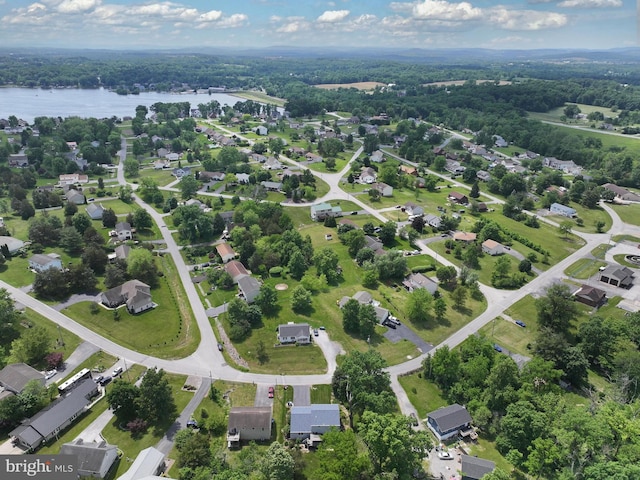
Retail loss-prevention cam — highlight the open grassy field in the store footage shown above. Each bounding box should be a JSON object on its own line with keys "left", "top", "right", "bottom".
{"left": 60, "top": 351, "right": 118, "bottom": 380}
{"left": 310, "top": 384, "right": 332, "bottom": 404}
{"left": 16, "top": 309, "right": 82, "bottom": 363}
{"left": 314, "top": 82, "right": 386, "bottom": 91}
{"left": 62, "top": 256, "right": 200, "bottom": 359}
{"left": 528, "top": 102, "right": 621, "bottom": 124}
{"left": 479, "top": 316, "right": 536, "bottom": 357}
{"left": 546, "top": 203, "right": 612, "bottom": 234}
{"left": 564, "top": 258, "right": 607, "bottom": 279}
{"left": 610, "top": 203, "right": 640, "bottom": 226}
{"left": 398, "top": 372, "right": 448, "bottom": 419}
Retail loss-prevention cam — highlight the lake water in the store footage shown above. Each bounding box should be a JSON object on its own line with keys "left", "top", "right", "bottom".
{"left": 0, "top": 87, "right": 245, "bottom": 124}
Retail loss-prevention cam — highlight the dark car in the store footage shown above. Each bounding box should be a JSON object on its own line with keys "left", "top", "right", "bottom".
{"left": 515, "top": 320, "right": 526, "bottom": 328}
{"left": 493, "top": 344, "right": 503, "bottom": 353}
{"left": 217, "top": 343, "right": 224, "bottom": 351}
{"left": 384, "top": 320, "right": 396, "bottom": 329}
{"left": 99, "top": 376, "right": 112, "bottom": 386}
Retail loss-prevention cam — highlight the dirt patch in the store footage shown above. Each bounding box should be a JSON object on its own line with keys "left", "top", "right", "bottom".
{"left": 422, "top": 79, "right": 512, "bottom": 87}
{"left": 314, "top": 81, "right": 386, "bottom": 91}
{"left": 275, "top": 283, "right": 289, "bottom": 291}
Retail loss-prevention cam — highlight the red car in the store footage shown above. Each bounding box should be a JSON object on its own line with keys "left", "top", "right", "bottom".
{"left": 268, "top": 386, "right": 274, "bottom": 398}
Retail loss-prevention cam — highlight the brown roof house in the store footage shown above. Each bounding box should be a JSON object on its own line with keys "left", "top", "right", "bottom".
{"left": 448, "top": 191, "right": 468, "bottom": 205}
{"left": 224, "top": 260, "right": 249, "bottom": 284}
{"left": 216, "top": 243, "right": 237, "bottom": 264}
{"left": 574, "top": 284, "right": 607, "bottom": 308}
{"left": 227, "top": 407, "right": 272, "bottom": 448}
{"left": 481, "top": 239, "right": 505, "bottom": 256}
{"left": 453, "top": 231, "right": 477, "bottom": 243}
{"left": 101, "top": 280, "right": 153, "bottom": 314}
{"left": 599, "top": 265, "right": 634, "bottom": 288}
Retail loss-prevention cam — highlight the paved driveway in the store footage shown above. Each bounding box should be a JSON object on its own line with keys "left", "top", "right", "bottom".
{"left": 383, "top": 323, "right": 433, "bottom": 355}
{"left": 254, "top": 383, "right": 273, "bottom": 407}
{"left": 293, "top": 385, "right": 311, "bottom": 406}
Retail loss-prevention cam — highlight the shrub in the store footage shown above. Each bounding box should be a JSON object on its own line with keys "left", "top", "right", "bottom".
{"left": 269, "top": 267, "right": 283, "bottom": 277}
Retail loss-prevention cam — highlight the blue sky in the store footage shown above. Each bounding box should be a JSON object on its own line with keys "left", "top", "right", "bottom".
{"left": 0, "top": 0, "right": 636, "bottom": 50}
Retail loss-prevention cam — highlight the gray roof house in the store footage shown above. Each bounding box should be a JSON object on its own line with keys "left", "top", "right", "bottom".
{"left": 402, "top": 273, "right": 438, "bottom": 295}
{"left": 424, "top": 214, "right": 442, "bottom": 229}
{"left": 550, "top": 202, "right": 577, "bottom": 218}
{"left": 227, "top": 407, "right": 273, "bottom": 448}
{"left": 66, "top": 189, "right": 86, "bottom": 205}
{"left": 461, "top": 455, "right": 496, "bottom": 480}
{"left": 237, "top": 275, "right": 261, "bottom": 304}
{"left": 10, "top": 379, "right": 98, "bottom": 451}
{"left": 426, "top": 404, "right": 474, "bottom": 441}
{"left": 101, "top": 280, "right": 153, "bottom": 314}
{"left": 0, "top": 363, "right": 45, "bottom": 394}
{"left": 114, "top": 244, "right": 131, "bottom": 261}
{"left": 28, "top": 253, "right": 63, "bottom": 273}
{"left": 86, "top": 202, "right": 106, "bottom": 220}
{"left": 278, "top": 323, "right": 311, "bottom": 344}
{"left": 600, "top": 265, "right": 634, "bottom": 288}
{"left": 290, "top": 404, "right": 341, "bottom": 441}
{"left": 60, "top": 439, "right": 118, "bottom": 479}
{"left": 118, "top": 446, "right": 166, "bottom": 480}
{"left": 115, "top": 222, "right": 132, "bottom": 241}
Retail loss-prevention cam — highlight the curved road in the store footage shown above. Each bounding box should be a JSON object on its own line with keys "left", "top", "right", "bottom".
{"left": 4, "top": 125, "right": 639, "bottom": 417}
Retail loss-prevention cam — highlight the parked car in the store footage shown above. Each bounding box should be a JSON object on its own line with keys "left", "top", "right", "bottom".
{"left": 515, "top": 320, "right": 526, "bottom": 328}
{"left": 44, "top": 369, "right": 57, "bottom": 380}
{"left": 437, "top": 451, "right": 453, "bottom": 460}
{"left": 493, "top": 344, "right": 503, "bottom": 353}
{"left": 313, "top": 328, "right": 319, "bottom": 337}
{"left": 217, "top": 343, "right": 224, "bottom": 351}
{"left": 319, "top": 326, "right": 326, "bottom": 330}
{"left": 186, "top": 420, "right": 198, "bottom": 429}
{"left": 268, "top": 386, "right": 274, "bottom": 398}
{"left": 112, "top": 367, "right": 123, "bottom": 377}
{"left": 99, "top": 376, "right": 112, "bottom": 386}
{"left": 94, "top": 375, "right": 104, "bottom": 384}
{"left": 384, "top": 320, "right": 396, "bottom": 329}
{"left": 389, "top": 316, "right": 401, "bottom": 326}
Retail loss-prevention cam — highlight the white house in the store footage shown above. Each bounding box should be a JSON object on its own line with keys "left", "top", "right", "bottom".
{"left": 481, "top": 239, "right": 505, "bottom": 256}
{"left": 60, "top": 440, "right": 118, "bottom": 479}
{"left": 550, "top": 203, "right": 577, "bottom": 218}
{"left": 227, "top": 407, "right": 272, "bottom": 448}
{"left": 28, "top": 253, "right": 63, "bottom": 273}
{"left": 85, "top": 202, "right": 105, "bottom": 220}
{"left": 370, "top": 150, "right": 385, "bottom": 163}
{"left": 65, "top": 189, "right": 86, "bottom": 205}
{"left": 424, "top": 214, "right": 442, "bottom": 229}
{"left": 371, "top": 182, "right": 393, "bottom": 197}
{"left": 115, "top": 222, "right": 132, "bottom": 241}
{"left": 253, "top": 125, "right": 268, "bottom": 136}
{"left": 59, "top": 173, "right": 88, "bottom": 185}
{"left": 101, "top": 280, "right": 153, "bottom": 314}
{"left": 236, "top": 173, "right": 250, "bottom": 184}
{"left": 277, "top": 323, "right": 311, "bottom": 344}
{"left": 310, "top": 202, "right": 342, "bottom": 221}
{"left": 238, "top": 275, "right": 261, "bottom": 304}
{"left": 404, "top": 202, "right": 424, "bottom": 216}
{"left": 360, "top": 167, "right": 377, "bottom": 184}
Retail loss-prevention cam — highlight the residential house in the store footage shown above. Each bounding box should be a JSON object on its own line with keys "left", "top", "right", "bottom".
{"left": 310, "top": 203, "right": 342, "bottom": 221}
{"left": 60, "top": 439, "right": 118, "bottom": 479}
{"left": 216, "top": 243, "right": 237, "bottom": 263}
{"left": 402, "top": 273, "right": 438, "bottom": 295}
{"left": 263, "top": 157, "right": 283, "bottom": 170}
{"left": 0, "top": 236, "right": 25, "bottom": 255}
{"left": 404, "top": 202, "right": 424, "bottom": 216}
{"left": 227, "top": 407, "right": 272, "bottom": 448}
{"left": 225, "top": 260, "right": 249, "bottom": 284}
{"left": 477, "top": 202, "right": 488, "bottom": 212}
{"left": 305, "top": 152, "right": 323, "bottom": 163}
{"left": 371, "top": 182, "right": 393, "bottom": 197}
{"left": 200, "top": 171, "right": 226, "bottom": 182}
{"left": 353, "top": 290, "right": 373, "bottom": 305}
{"left": 236, "top": 173, "right": 251, "bottom": 184}
{"left": 86, "top": 202, "right": 106, "bottom": 220}
{"left": 426, "top": 404, "right": 474, "bottom": 441}
{"left": 448, "top": 191, "right": 469, "bottom": 205}
{"left": 108, "top": 244, "right": 131, "bottom": 262}
{"left": 424, "top": 214, "right": 442, "bottom": 229}
{"left": 289, "top": 404, "right": 341, "bottom": 442}
{"left": 364, "top": 235, "right": 385, "bottom": 254}
{"left": 165, "top": 153, "right": 180, "bottom": 162}
{"left": 493, "top": 135, "right": 508, "bottom": 148}
{"left": 277, "top": 323, "right": 311, "bottom": 344}
{"left": 550, "top": 203, "right": 577, "bottom": 218}
{"left": 153, "top": 159, "right": 170, "bottom": 169}
{"left": 250, "top": 153, "right": 267, "bottom": 164}
{"left": 237, "top": 275, "right": 261, "bottom": 304}
{"left": 253, "top": 125, "right": 268, "bottom": 136}
{"left": 481, "top": 239, "right": 505, "bottom": 256}
{"left": 476, "top": 170, "right": 491, "bottom": 182}
{"left": 603, "top": 183, "right": 640, "bottom": 202}
{"left": 445, "top": 160, "right": 465, "bottom": 175}
{"left": 370, "top": 150, "right": 385, "bottom": 163}
{"left": 185, "top": 199, "right": 209, "bottom": 212}
{"left": 172, "top": 167, "right": 191, "bottom": 178}
{"left": 574, "top": 284, "right": 607, "bottom": 308}
{"left": 0, "top": 364, "right": 45, "bottom": 397}
{"left": 461, "top": 455, "right": 496, "bottom": 480}
{"left": 66, "top": 189, "right": 86, "bottom": 205}
{"left": 8, "top": 153, "right": 29, "bottom": 168}
{"left": 59, "top": 173, "right": 89, "bottom": 185}
{"left": 10, "top": 379, "right": 99, "bottom": 451}
{"left": 28, "top": 253, "right": 63, "bottom": 273}
{"left": 101, "top": 280, "right": 153, "bottom": 314}
{"left": 115, "top": 222, "right": 132, "bottom": 241}
{"left": 599, "top": 265, "right": 634, "bottom": 288}
{"left": 453, "top": 232, "right": 477, "bottom": 243}
{"left": 360, "top": 167, "right": 377, "bottom": 184}
{"left": 543, "top": 157, "right": 582, "bottom": 175}
{"left": 260, "top": 181, "right": 282, "bottom": 192}
{"left": 400, "top": 165, "right": 417, "bottom": 176}
{"left": 118, "top": 447, "right": 166, "bottom": 480}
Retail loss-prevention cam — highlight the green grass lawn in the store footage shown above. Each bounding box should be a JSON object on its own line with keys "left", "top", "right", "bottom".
{"left": 479, "top": 316, "right": 536, "bottom": 356}
{"left": 103, "top": 372, "right": 194, "bottom": 479}
{"left": 564, "top": 258, "right": 606, "bottom": 279}
{"left": 63, "top": 256, "right": 199, "bottom": 359}
{"left": 0, "top": 256, "right": 36, "bottom": 287}
{"left": 546, "top": 203, "right": 612, "bottom": 234}
{"left": 60, "top": 351, "right": 118, "bottom": 380}
{"left": 591, "top": 243, "right": 613, "bottom": 259}
{"left": 398, "top": 372, "right": 448, "bottom": 419}
{"left": 17, "top": 309, "right": 82, "bottom": 363}
{"left": 310, "top": 384, "right": 333, "bottom": 404}
{"left": 610, "top": 203, "right": 640, "bottom": 226}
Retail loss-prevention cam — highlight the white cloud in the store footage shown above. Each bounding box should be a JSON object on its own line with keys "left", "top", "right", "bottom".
{"left": 558, "top": 0, "right": 622, "bottom": 7}
{"left": 317, "top": 10, "right": 350, "bottom": 23}
{"left": 56, "top": 0, "right": 101, "bottom": 14}
{"left": 197, "top": 10, "right": 223, "bottom": 22}
{"left": 412, "top": 0, "right": 483, "bottom": 21}
{"left": 216, "top": 13, "right": 248, "bottom": 28}
{"left": 490, "top": 7, "right": 567, "bottom": 30}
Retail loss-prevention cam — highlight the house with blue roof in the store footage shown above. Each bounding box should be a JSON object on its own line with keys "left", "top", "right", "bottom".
{"left": 289, "top": 404, "right": 341, "bottom": 443}
{"left": 550, "top": 202, "right": 577, "bottom": 218}
{"left": 310, "top": 202, "right": 342, "bottom": 221}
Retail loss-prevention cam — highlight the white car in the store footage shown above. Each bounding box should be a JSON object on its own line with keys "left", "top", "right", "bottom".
{"left": 437, "top": 451, "right": 453, "bottom": 460}
{"left": 44, "top": 369, "right": 57, "bottom": 380}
